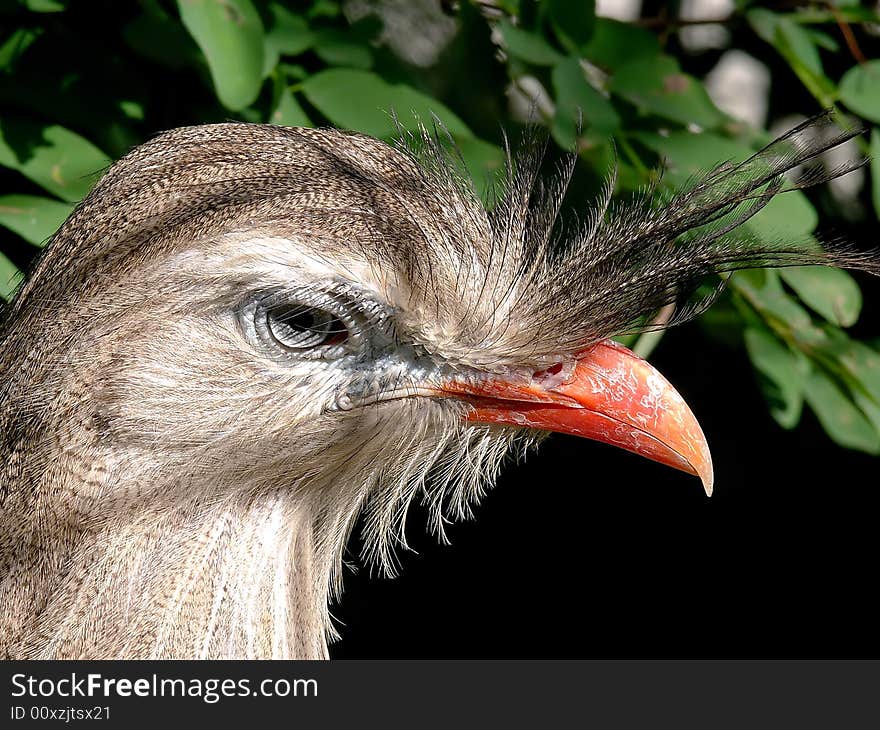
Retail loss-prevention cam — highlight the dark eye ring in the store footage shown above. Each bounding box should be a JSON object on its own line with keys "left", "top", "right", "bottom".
{"left": 261, "top": 302, "right": 349, "bottom": 352}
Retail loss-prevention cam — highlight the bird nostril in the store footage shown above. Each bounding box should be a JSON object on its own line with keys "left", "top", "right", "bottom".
{"left": 532, "top": 359, "right": 576, "bottom": 389}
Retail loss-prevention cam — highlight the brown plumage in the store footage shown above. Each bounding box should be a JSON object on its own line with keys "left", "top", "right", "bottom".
{"left": 1, "top": 115, "right": 877, "bottom": 658}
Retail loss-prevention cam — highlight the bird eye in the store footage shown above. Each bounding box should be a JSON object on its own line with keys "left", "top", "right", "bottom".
{"left": 262, "top": 302, "right": 349, "bottom": 352}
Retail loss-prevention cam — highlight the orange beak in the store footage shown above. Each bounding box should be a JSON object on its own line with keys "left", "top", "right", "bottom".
{"left": 439, "top": 340, "right": 714, "bottom": 495}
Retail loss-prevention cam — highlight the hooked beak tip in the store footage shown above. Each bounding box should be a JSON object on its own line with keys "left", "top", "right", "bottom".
{"left": 439, "top": 340, "right": 715, "bottom": 495}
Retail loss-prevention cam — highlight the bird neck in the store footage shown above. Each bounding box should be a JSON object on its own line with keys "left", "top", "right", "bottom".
{"left": 0, "top": 478, "right": 337, "bottom": 659}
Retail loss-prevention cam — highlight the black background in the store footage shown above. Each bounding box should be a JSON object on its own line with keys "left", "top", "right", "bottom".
{"left": 333, "top": 273, "right": 880, "bottom": 658}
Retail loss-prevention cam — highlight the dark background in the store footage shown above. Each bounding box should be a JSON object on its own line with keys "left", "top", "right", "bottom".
{"left": 334, "top": 274, "right": 880, "bottom": 658}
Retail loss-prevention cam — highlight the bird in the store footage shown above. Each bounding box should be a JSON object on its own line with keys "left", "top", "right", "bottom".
{"left": 0, "top": 112, "right": 877, "bottom": 659}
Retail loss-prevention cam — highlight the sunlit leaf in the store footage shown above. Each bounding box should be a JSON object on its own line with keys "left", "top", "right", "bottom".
{"left": 301, "top": 68, "right": 472, "bottom": 139}
{"left": 839, "top": 60, "right": 880, "bottom": 123}
{"left": 779, "top": 266, "right": 861, "bottom": 328}
{"left": 270, "top": 87, "right": 312, "bottom": 127}
{"left": 0, "top": 194, "right": 72, "bottom": 245}
{"left": 177, "top": 0, "right": 265, "bottom": 111}
{"left": 0, "top": 120, "right": 108, "bottom": 202}
{"left": 610, "top": 55, "right": 723, "bottom": 128}
{"left": 744, "top": 189, "right": 818, "bottom": 239}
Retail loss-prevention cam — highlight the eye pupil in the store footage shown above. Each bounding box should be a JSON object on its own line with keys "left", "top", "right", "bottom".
{"left": 264, "top": 303, "right": 348, "bottom": 351}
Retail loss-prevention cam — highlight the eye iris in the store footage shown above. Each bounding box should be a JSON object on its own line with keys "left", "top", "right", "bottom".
{"left": 265, "top": 305, "right": 347, "bottom": 350}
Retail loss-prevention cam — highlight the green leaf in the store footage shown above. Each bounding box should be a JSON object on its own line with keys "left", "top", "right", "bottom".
{"left": 744, "top": 326, "right": 808, "bottom": 429}
{"left": 0, "top": 28, "right": 41, "bottom": 71}
{"left": 498, "top": 21, "right": 562, "bottom": 66}
{"left": 0, "top": 120, "right": 108, "bottom": 202}
{"left": 613, "top": 333, "right": 639, "bottom": 348}
{"left": 301, "top": 69, "right": 472, "bottom": 139}
{"left": 744, "top": 189, "right": 818, "bottom": 239}
{"left": 581, "top": 18, "right": 659, "bottom": 70}
{"left": 779, "top": 266, "right": 861, "bottom": 328}
{"left": 634, "top": 132, "right": 818, "bottom": 240}
{"left": 839, "top": 60, "right": 880, "bottom": 123}
{"left": 796, "top": 326, "right": 880, "bottom": 441}
{"left": 280, "top": 63, "right": 308, "bottom": 82}
{"left": 177, "top": 0, "right": 265, "bottom": 111}
{"left": 552, "top": 56, "right": 620, "bottom": 147}
{"left": 806, "top": 28, "right": 839, "bottom": 53}
{"left": 634, "top": 130, "right": 750, "bottom": 186}
{"left": 0, "top": 194, "right": 72, "bottom": 245}
{"left": 270, "top": 87, "right": 311, "bottom": 127}
{"left": 748, "top": 8, "right": 835, "bottom": 107}
{"left": 265, "top": 4, "right": 313, "bottom": 57}
{"left": 872, "top": 128, "right": 880, "bottom": 219}
{"left": 853, "top": 391, "right": 880, "bottom": 438}
{"left": 548, "top": 0, "right": 595, "bottom": 48}
{"left": 23, "top": 0, "right": 67, "bottom": 10}
{"left": 313, "top": 28, "right": 373, "bottom": 69}
{"left": 116, "top": 100, "right": 143, "bottom": 121}
{"left": 733, "top": 269, "right": 817, "bottom": 336}
{"left": 811, "top": 328, "right": 880, "bottom": 406}
{"left": 308, "top": 0, "right": 341, "bottom": 19}
{"left": 775, "top": 16, "right": 823, "bottom": 78}
{"left": 745, "top": 8, "right": 778, "bottom": 45}
{"left": 804, "top": 369, "right": 880, "bottom": 454}
{"left": 0, "top": 250, "right": 22, "bottom": 301}
{"left": 610, "top": 55, "right": 723, "bottom": 129}
{"left": 123, "top": 4, "right": 201, "bottom": 69}
{"left": 454, "top": 137, "right": 504, "bottom": 200}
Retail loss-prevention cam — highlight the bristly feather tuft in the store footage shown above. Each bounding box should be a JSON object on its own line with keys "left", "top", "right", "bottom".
{"left": 396, "top": 111, "right": 878, "bottom": 365}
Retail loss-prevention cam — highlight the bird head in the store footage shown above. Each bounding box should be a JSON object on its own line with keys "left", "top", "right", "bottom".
{"left": 3, "top": 114, "right": 876, "bottom": 579}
